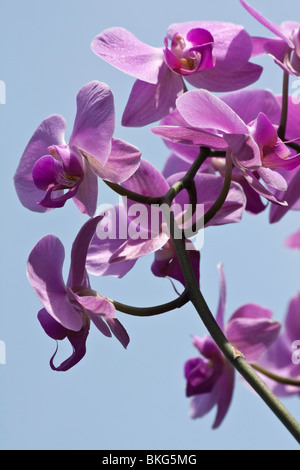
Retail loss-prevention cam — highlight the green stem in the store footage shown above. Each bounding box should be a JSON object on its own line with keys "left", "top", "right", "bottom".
{"left": 163, "top": 209, "right": 300, "bottom": 444}
{"left": 111, "top": 290, "right": 189, "bottom": 317}
{"left": 278, "top": 71, "right": 289, "bottom": 140}
{"left": 251, "top": 363, "right": 300, "bottom": 387}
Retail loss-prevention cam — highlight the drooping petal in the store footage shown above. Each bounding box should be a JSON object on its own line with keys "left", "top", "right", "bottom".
{"left": 14, "top": 115, "right": 66, "bottom": 212}
{"left": 91, "top": 27, "right": 164, "bottom": 84}
{"left": 50, "top": 323, "right": 90, "bottom": 372}
{"left": 72, "top": 160, "right": 98, "bottom": 217}
{"left": 106, "top": 318, "right": 130, "bottom": 349}
{"left": 122, "top": 63, "right": 184, "bottom": 127}
{"left": 69, "top": 81, "right": 115, "bottom": 168}
{"left": 285, "top": 292, "right": 300, "bottom": 341}
{"left": 67, "top": 215, "right": 103, "bottom": 289}
{"left": 212, "top": 361, "right": 235, "bottom": 429}
{"left": 37, "top": 308, "right": 68, "bottom": 340}
{"left": 27, "top": 235, "right": 83, "bottom": 331}
{"left": 90, "top": 138, "right": 141, "bottom": 183}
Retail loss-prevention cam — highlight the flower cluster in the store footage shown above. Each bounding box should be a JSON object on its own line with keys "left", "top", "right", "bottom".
{"left": 14, "top": 0, "right": 300, "bottom": 431}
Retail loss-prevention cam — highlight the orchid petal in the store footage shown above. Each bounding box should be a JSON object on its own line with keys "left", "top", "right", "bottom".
{"left": 14, "top": 115, "right": 66, "bottom": 212}
{"left": 106, "top": 318, "right": 130, "bottom": 349}
{"left": 37, "top": 308, "right": 68, "bottom": 340}
{"left": 176, "top": 89, "right": 248, "bottom": 134}
{"left": 50, "top": 324, "right": 90, "bottom": 372}
{"left": 122, "top": 63, "right": 183, "bottom": 127}
{"left": 69, "top": 81, "right": 115, "bottom": 168}
{"left": 91, "top": 138, "right": 141, "bottom": 183}
{"left": 239, "top": 0, "right": 294, "bottom": 48}
{"left": 27, "top": 235, "right": 83, "bottom": 331}
{"left": 212, "top": 362, "right": 235, "bottom": 429}
{"left": 67, "top": 215, "right": 103, "bottom": 289}
{"left": 91, "top": 27, "right": 164, "bottom": 84}
{"left": 185, "top": 62, "right": 263, "bottom": 92}
{"left": 226, "top": 304, "right": 281, "bottom": 362}
{"left": 72, "top": 160, "right": 98, "bottom": 217}
{"left": 221, "top": 89, "right": 281, "bottom": 127}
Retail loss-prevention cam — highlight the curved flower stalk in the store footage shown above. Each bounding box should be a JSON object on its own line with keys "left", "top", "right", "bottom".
{"left": 184, "top": 264, "right": 281, "bottom": 428}
{"left": 86, "top": 158, "right": 246, "bottom": 287}
{"left": 91, "top": 22, "right": 262, "bottom": 126}
{"left": 27, "top": 216, "right": 129, "bottom": 371}
{"left": 152, "top": 89, "right": 300, "bottom": 205}
{"left": 240, "top": 0, "right": 300, "bottom": 76}
{"left": 14, "top": 81, "right": 141, "bottom": 216}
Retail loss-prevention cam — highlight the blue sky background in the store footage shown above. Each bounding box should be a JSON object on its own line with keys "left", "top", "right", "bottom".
{"left": 1, "top": 0, "right": 299, "bottom": 450}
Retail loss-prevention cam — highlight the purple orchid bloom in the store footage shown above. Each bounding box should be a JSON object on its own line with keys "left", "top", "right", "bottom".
{"left": 86, "top": 158, "right": 246, "bottom": 288}
{"left": 184, "top": 264, "right": 281, "bottom": 428}
{"left": 14, "top": 81, "right": 141, "bottom": 216}
{"left": 27, "top": 216, "right": 129, "bottom": 371}
{"left": 267, "top": 96, "right": 300, "bottom": 223}
{"left": 240, "top": 0, "right": 300, "bottom": 76}
{"left": 255, "top": 291, "right": 300, "bottom": 397}
{"left": 152, "top": 89, "right": 300, "bottom": 205}
{"left": 91, "top": 22, "right": 262, "bottom": 126}
{"left": 285, "top": 229, "right": 300, "bottom": 250}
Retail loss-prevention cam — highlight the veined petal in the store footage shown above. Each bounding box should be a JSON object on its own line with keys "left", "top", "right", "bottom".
{"left": 226, "top": 304, "right": 281, "bottom": 362}
{"left": 221, "top": 89, "right": 281, "bottom": 128}
{"left": 185, "top": 62, "right": 263, "bottom": 92}
{"left": 176, "top": 90, "right": 248, "bottom": 134}
{"left": 73, "top": 160, "right": 98, "bottom": 217}
{"left": 67, "top": 215, "right": 103, "bottom": 289}
{"left": 90, "top": 138, "right": 141, "bottom": 183}
{"left": 106, "top": 318, "right": 130, "bottom": 349}
{"left": 257, "top": 167, "right": 288, "bottom": 191}
{"left": 122, "top": 63, "right": 184, "bottom": 127}
{"left": 86, "top": 205, "right": 137, "bottom": 278}
{"left": 71, "top": 290, "right": 116, "bottom": 318}
{"left": 212, "top": 361, "right": 235, "bottom": 429}
{"left": 14, "top": 115, "right": 66, "bottom": 212}
{"left": 27, "top": 235, "right": 83, "bottom": 331}
{"left": 91, "top": 27, "right": 164, "bottom": 84}
{"left": 69, "top": 81, "right": 115, "bottom": 167}
{"left": 151, "top": 124, "right": 226, "bottom": 148}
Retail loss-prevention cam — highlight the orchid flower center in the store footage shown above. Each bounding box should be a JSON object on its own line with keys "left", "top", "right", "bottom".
{"left": 164, "top": 28, "right": 215, "bottom": 76}
{"left": 171, "top": 34, "right": 201, "bottom": 71}
{"left": 32, "top": 144, "right": 84, "bottom": 208}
